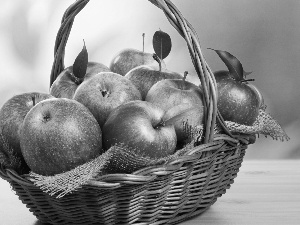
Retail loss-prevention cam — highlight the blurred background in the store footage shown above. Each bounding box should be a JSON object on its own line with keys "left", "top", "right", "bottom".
{"left": 0, "top": 0, "right": 299, "bottom": 159}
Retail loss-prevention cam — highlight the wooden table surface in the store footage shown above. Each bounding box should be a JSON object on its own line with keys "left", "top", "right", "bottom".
{"left": 0, "top": 160, "right": 299, "bottom": 225}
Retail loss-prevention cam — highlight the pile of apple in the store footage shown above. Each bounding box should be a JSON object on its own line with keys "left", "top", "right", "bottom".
{"left": 0, "top": 31, "right": 263, "bottom": 176}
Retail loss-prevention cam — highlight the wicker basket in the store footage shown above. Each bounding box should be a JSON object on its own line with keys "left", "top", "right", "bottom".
{"left": 0, "top": 0, "right": 255, "bottom": 224}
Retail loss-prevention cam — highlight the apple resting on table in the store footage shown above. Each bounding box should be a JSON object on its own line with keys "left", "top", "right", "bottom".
{"left": 20, "top": 98, "right": 102, "bottom": 176}
{"left": 109, "top": 48, "right": 167, "bottom": 76}
{"left": 50, "top": 62, "right": 111, "bottom": 99}
{"left": 0, "top": 92, "right": 54, "bottom": 172}
{"left": 73, "top": 72, "right": 142, "bottom": 128}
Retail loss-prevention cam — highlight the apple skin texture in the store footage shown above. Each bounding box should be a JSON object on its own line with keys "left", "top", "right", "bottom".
{"left": 125, "top": 65, "right": 183, "bottom": 100}
{"left": 20, "top": 98, "right": 103, "bottom": 176}
{"left": 73, "top": 72, "right": 142, "bottom": 128}
{"left": 50, "top": 62, "right": 111, "bottom": 99}
{"left": 109, "top": 48, "right": 167, "bottom": 76}
{"left": 247, "top": 83, "right": 265, "bottom": 109}
{"left": 145, "top": 79, "right": 204, "bottom": 113}
{"left": 0, "top": 92, "right": 54, "bottom": 158}
{"left": 102, "top": 100, "right": 177, "bottom": 159}
{"left": 214, "top": 71, "right": 260, "bottom": 126}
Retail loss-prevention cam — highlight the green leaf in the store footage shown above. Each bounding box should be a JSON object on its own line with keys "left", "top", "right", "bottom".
{"left": 209, "top": 48, "right": 249, "bottom": 81}
{"left": 153, "top": 30, "right": 172, "bottom": 60}
{"left": 73, "top": 40, "right": 88, "bottom": 79}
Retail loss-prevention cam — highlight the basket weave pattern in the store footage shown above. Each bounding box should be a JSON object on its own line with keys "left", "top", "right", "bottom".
{"left": 1, "top": 141, "right": 247, "bottom": 224}
{"left": 0, "top": 0, "right": 253, "bottom": 224}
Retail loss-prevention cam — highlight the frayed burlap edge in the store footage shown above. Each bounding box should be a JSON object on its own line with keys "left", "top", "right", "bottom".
{"left": 27, "top": 143, "right": 198, "bottom": 199}
{"left": 29, "top": 148, "right": 113, "bottom": 198}
{"left": 225, "top": 109, "right": 290, "bottom": 141}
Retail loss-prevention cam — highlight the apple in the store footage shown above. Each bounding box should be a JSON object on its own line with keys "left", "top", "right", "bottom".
{"left": 109, "top": 48, "right": 167, "bottom": 76}
{"left": 209, "top": 48, "right": 261, "bottom": 126}
{"left": 214, "top": 70, "right": 260, "bottom": 126}
{"left": 163, "top": 104, "right": 204, "bottom": 144}
{"left": 19, "top": 98, "right": 103, "bottom": 176}
{"left": 0, "top": 92, "right": 54, "bottom": 167}
{"left": 247, "top": 83, "right": 266, "bottom": 110}
{"left": 145, "top": 78, "right": 204, "bottom": 113}
{"left": 102, "top": 100, "right": 177, "bottom": 158}
{"left": 145, "top": 77, "right": 204, "bottom": 145}
{"left": 50, "top": 62, "right": 111, "bottom": 99}
{"left": 73, "top": 72, "right": 142, "bottom": 128}
{"left": 125, "top": 64, "right": 182, "bottom": 100}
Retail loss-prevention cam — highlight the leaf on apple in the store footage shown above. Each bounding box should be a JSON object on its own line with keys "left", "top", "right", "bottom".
{"left": 209, "top": 48, "right": 251, "bottom": 81}
{"left": 153, "top": 30, "right": 172, "bottom": 60}
{"left": 73, "top": 40, "right": 88, "bottom": 79}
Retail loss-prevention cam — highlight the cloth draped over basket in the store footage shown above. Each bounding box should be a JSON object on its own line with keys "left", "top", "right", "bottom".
{"left": 27, "top": 107, "right": 288, "bottom": 198}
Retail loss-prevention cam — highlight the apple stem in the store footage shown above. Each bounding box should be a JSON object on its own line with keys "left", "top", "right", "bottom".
{"left": 100, "top": 90, "right": 110, "bottom": 98}
{"left": 142, "top": 33, "right": 145, "bottom": 52}
{"left": 241, "top": 78, "right": 255, "bottom": 83}
{"left": 43, "top": 113, "right": 51, "bottom": 122}
{"left": 153, "top": 53, "right": 162, "bottom": 72}
{"left": 155, "top": 120, "right": 165, "bottom": 129}
{"left": 31, "top": 96, "right": 36, "bottom": 106}
{"left": 160, "top": 37, "right": 163, "bottom": 60}
{"left": 183, "top": 71, "right": 188, "bottom": 82}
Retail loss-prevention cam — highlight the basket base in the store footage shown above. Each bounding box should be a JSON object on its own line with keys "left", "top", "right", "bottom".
{"left": 2, "top": 140, "right": 248, "bottom": 225}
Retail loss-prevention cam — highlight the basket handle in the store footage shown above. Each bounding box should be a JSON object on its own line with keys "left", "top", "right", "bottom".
{"left": 49, "top": 0, "right": 231, "bottom": 143}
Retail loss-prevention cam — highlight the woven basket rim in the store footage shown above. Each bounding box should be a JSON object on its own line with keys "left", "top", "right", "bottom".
{"left": 0, "top": 133, "right": 252, "bottom": 190}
